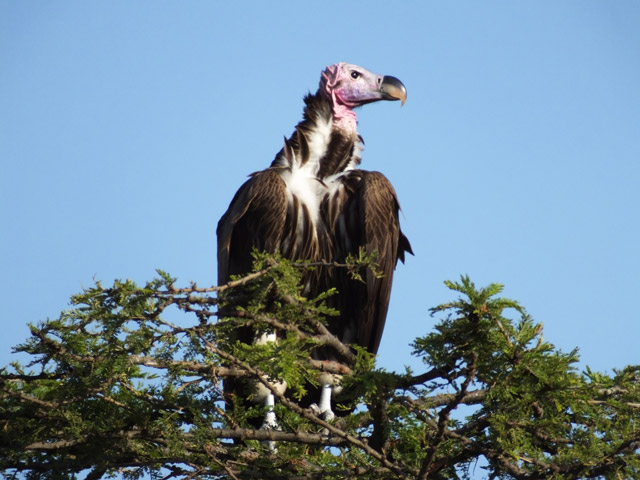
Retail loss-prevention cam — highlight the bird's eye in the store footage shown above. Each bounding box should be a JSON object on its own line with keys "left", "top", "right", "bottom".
{"left": 350, "top": 71, "right": 360, "bottom": 79}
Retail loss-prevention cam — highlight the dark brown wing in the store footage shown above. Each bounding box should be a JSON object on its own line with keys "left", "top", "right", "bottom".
{"left": 217, "top": 169, "right": 288, "bottom": 284}
{"left": 217, "top": 169, "right": 290, "bottom": 423}
{"left": 329, "top": 170, "right": 412, "bottom": 355}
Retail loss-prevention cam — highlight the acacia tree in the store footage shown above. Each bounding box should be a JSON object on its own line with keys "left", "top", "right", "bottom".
{"left": 1, "top": 254, "right": 639, "bottom": 479}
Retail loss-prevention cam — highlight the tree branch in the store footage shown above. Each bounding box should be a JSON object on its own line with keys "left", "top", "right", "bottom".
{"left": 198, "top": 333, "right": 416, "bottom": 479}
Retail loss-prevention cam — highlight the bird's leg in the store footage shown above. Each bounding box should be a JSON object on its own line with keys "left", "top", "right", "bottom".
{"left": 260, "top": 393, "right": 279, "bottom": 451}
{"left": 256, "top": 387, "right": 285, "bottom": 451}
{"left": 316, "top": 383, "right": 336, "bottom": 422}
{"left": 262, "top": 392, "right": 278, "bottom": 430}
{"left": 310, "top": 373, "right": 341, "bottom": 423}
{"left": 254, "top": 331, "right": 285, "bottom": 448}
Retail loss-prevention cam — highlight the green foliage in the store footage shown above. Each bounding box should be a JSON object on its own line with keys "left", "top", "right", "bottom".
{"left": 1, "top": 264, "right": 638, "bottom": 480}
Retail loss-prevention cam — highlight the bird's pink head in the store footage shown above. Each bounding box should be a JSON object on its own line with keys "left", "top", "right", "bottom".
{"left": 320, "top": 62, "right": 407, "bottom": 132}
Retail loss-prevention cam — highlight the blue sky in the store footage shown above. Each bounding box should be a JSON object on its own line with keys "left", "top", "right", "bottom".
{"left": 1, "top": 2, "right": 639, "bottom": 379}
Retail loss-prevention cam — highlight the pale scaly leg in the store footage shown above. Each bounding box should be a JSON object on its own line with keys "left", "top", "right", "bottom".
{"left": 316, "top": 383, "right": 335, "bottom": 421}
{"left": 254, "top": 332, "right": 285, "bottom": 449}
{"left": 262, "top": 392, "right": 278, "bottom": 430}
{"left": 311, "top": 373, "right": 342, "bottom": 423}
{"left": 260, "top": 392, "right": 279, "bottom": 450}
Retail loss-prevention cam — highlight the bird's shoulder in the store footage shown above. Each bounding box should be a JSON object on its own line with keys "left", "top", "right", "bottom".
{"left": 330, "top": 169, "right": 397, "bottom": 197}
{"left": 216, "top": 167, "right": 289, "bottom": 234}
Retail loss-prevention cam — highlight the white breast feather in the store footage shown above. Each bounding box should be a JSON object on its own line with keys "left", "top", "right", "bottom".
{"left": 306, "top": 116, "right": 333, "bottom": 172}
{"left": 286, "top": 164, "right": 325, "bottom": 227}
{"left": 281, "top": 115, "right": 335, "bottom": 228}
{"left": 279, "top": 115, "right": 358, "bottom": 242}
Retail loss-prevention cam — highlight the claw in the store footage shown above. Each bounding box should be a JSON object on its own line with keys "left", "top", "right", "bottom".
{"left": 310, "top": 402, "right": 322, "bottom": 416}
{"left": 321, "top": 407, "right": 335, "bottom": 422}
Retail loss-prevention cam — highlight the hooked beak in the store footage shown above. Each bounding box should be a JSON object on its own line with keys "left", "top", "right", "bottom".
{"left": 380, "top": 75, "right": 407, "bottom": 106}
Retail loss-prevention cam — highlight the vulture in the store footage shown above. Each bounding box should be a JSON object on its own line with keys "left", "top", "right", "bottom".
{"left": 217, "top": 62, "right": 412, "bottom": 427}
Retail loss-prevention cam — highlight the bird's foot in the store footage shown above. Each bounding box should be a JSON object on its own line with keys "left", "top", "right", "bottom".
{"left": 260, "top": 412, "right": 280, "bottom": 451}
{"left": 310, "top": 402, "right": 335, "bottom": 421}
{"left": 261, "top": 409, "right": 280, "bottom": 431}
{"left": 310, "top": 401, "right": 336, "bottom": 437}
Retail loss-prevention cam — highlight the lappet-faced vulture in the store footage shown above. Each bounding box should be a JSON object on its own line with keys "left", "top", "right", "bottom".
{"left": 217, "top": 62, "right": 412, "bottom": 427}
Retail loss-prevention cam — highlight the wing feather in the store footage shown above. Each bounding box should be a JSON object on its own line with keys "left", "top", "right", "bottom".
{"left": 329, "top": 170, "right": 412, "bottom": 354}
{"left": 217, "top": 169, "right": 288, "bottom": 284}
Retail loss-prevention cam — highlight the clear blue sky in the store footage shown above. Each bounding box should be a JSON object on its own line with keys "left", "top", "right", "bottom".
{"left": 2, "top": 2, "right": 639, "bottom": 378}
